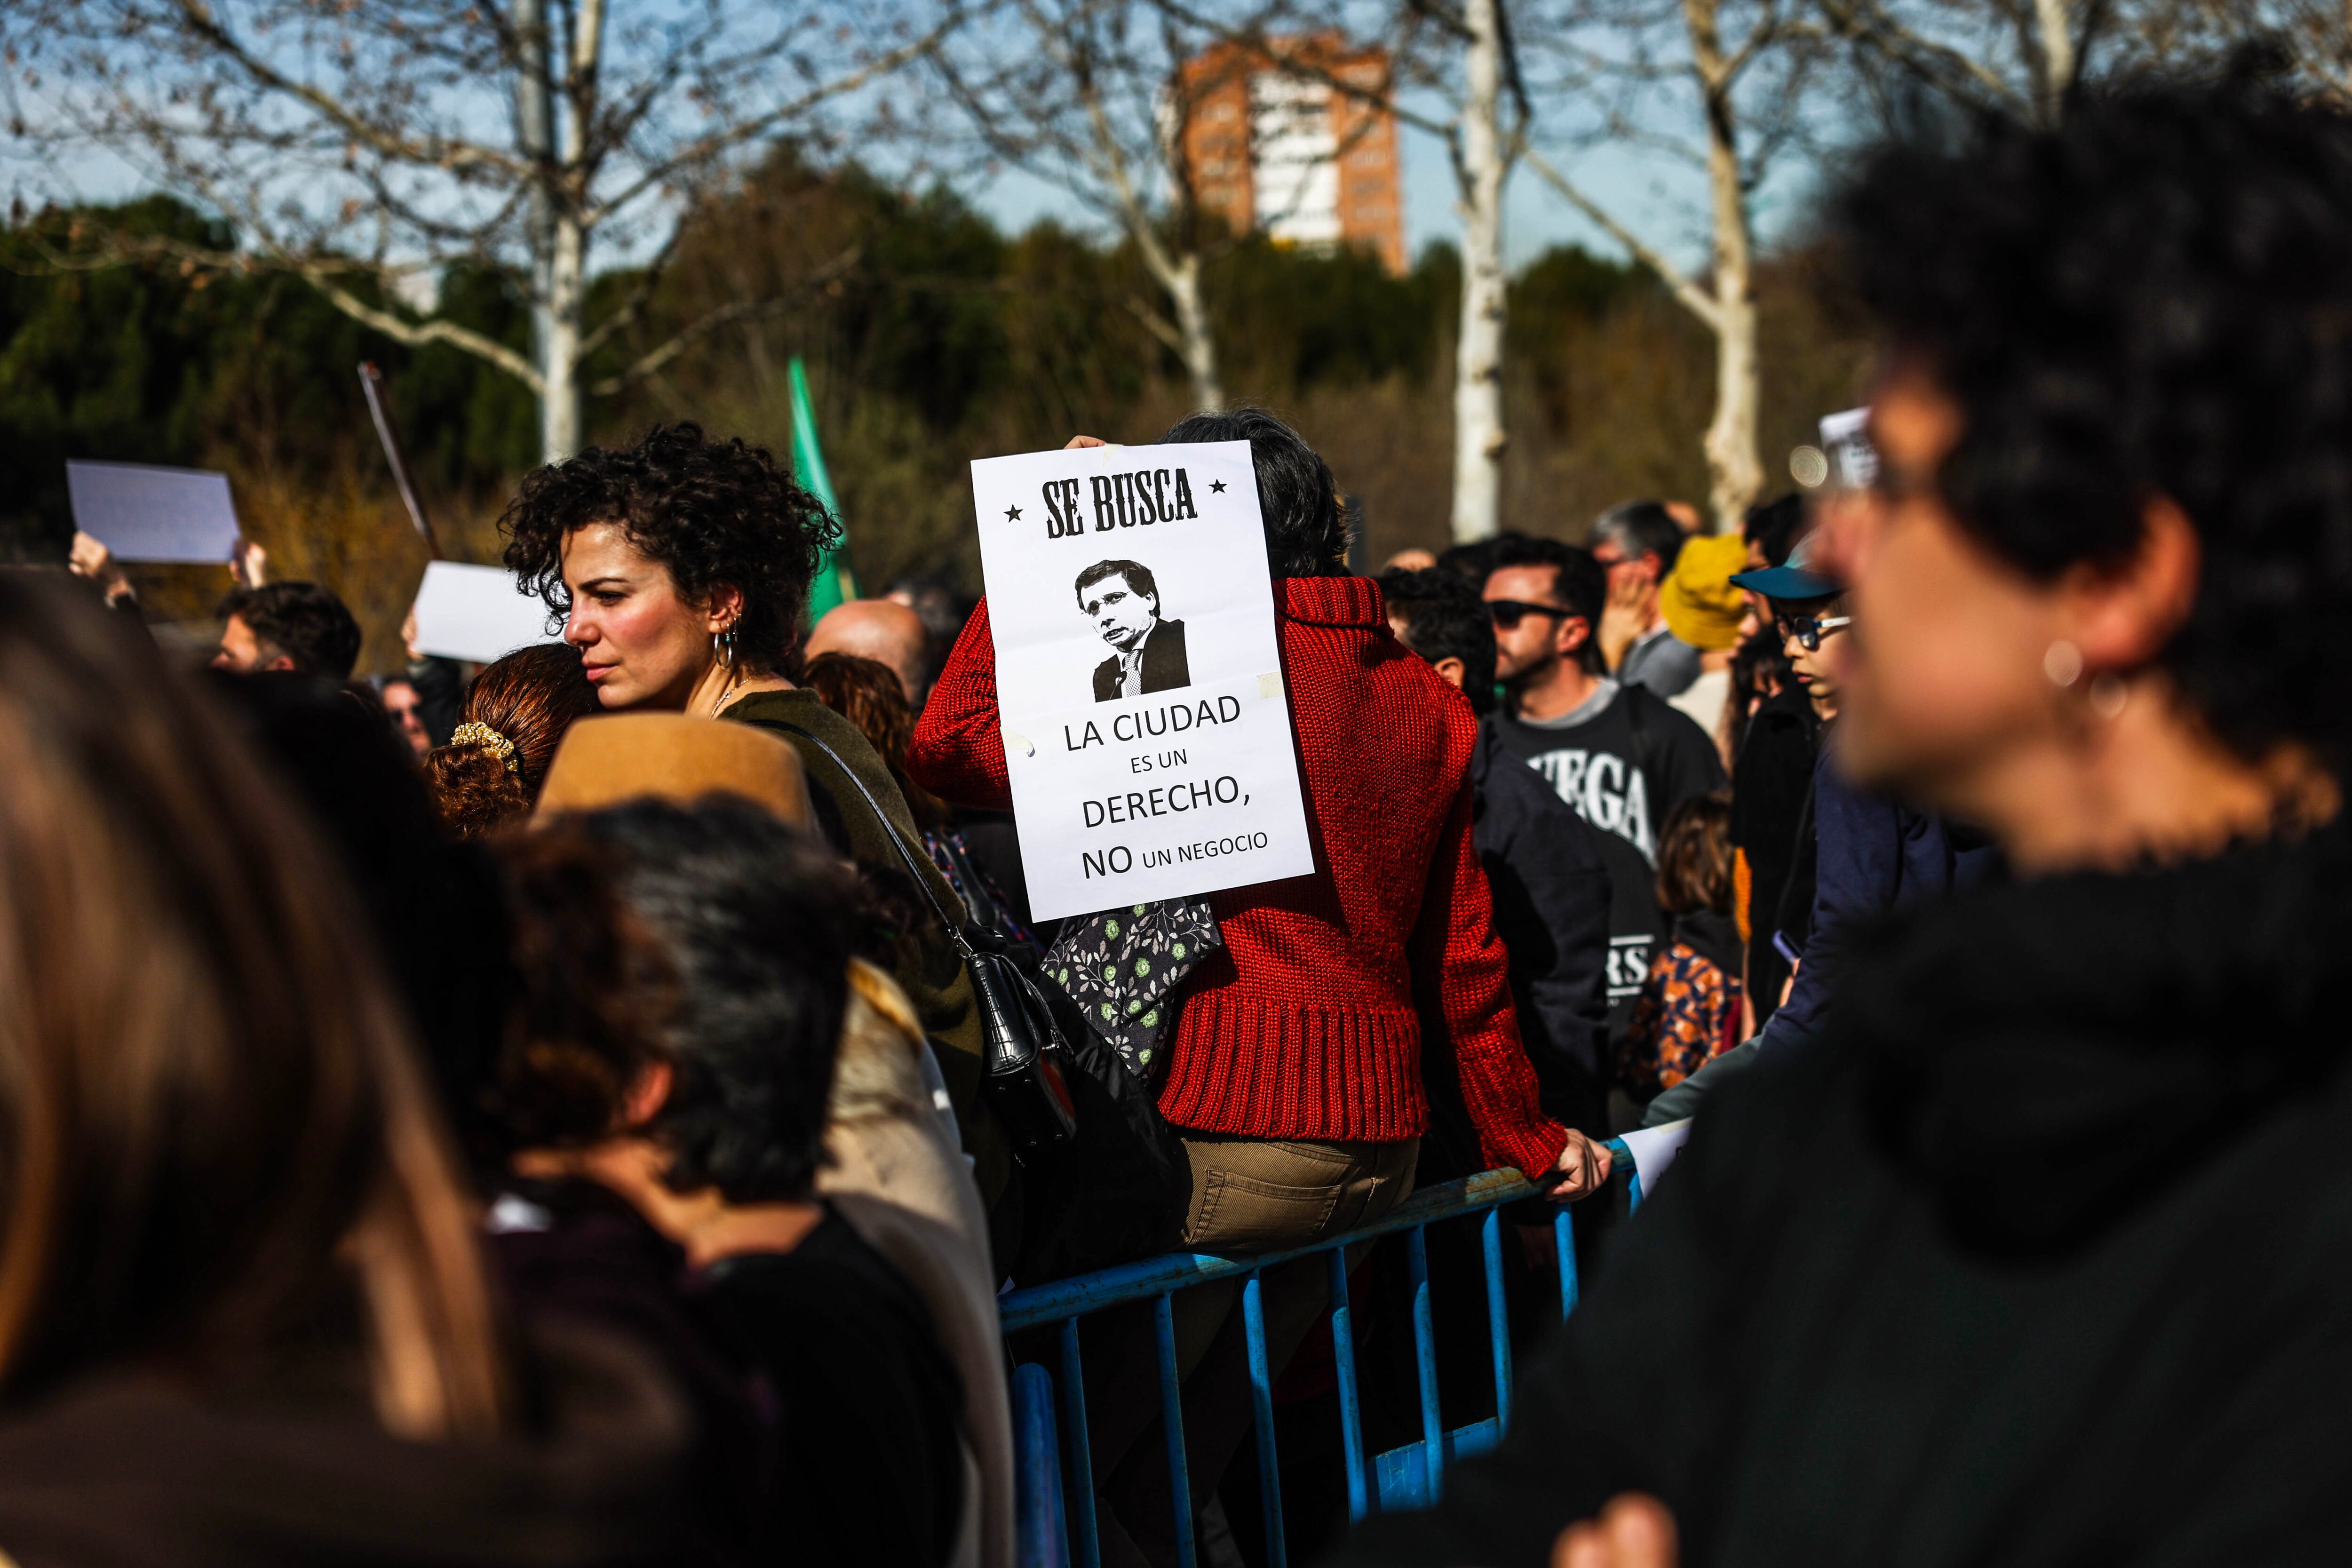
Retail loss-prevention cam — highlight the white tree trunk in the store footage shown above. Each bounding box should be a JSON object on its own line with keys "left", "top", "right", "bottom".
{"left": 541, "top": 214, "right": 587, "bottom": 461}
{"left": 1168, "top": 253, "right": 1224, "bottom": 413}
{"left": 1451, "top": 0, "right": 1509, "bottom": 544}
{"left": 2031, "top": 0, "right": 2074, "bottom": 118}
{"left": 1689, "top": 0, "right": 1761, "bottom": 530}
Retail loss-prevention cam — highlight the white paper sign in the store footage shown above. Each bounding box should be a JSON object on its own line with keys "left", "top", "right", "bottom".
{"left": 1619, "top": 1118, "right": 1693, "bottom": 1202}
{"left": 1819, "top": 407, "right": 1879, "bottom": 490}
{"left": 66, "top": 460, "right": 241, "bottom": 563}
{"left": 411, "top": 561, "right": 563, "bottom": 663}
{"left": 970, "top": 441, "right": 1315, "bottom": 921}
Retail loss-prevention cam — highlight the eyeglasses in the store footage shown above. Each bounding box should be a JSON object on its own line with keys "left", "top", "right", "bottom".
{"left": 1776, "top": 613, "right": 1852, "bottom": 652}
{"left": 1488, "top": 599, "right": 1575, "bottom": 630}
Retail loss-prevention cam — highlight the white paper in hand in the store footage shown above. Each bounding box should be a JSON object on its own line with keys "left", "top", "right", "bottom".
{"left": 970, "top": 441, "right": 1314, "bottom": 921}
{"left": 1619, "top": 1119, "right": 1693, "bottom": 1202}
{"left": 67, "top": 461, "right": 241, "bottom": 564}
{"left": 411, "top": 561, "right": 563, "bottom": 663}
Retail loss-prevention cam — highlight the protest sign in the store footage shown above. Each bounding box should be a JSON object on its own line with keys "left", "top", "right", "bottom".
{"left": 970, "top": 440, "right": 1315, "bottom": 920}
{"left": 66, "top": 461, "right": 241, "bottom": 564}
{"left": 411, "top": 561, "right": 563, "bottom": 663}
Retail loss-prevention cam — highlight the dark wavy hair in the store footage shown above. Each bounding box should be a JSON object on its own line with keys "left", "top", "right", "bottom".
{"left": 499, "top": 423, "right": 842, "bottom": 677}
{"left": 214, "top": 581, "right": 364, "bottom": 680}
{"left": 425, "top": 645, "right": 602, "bottom": 840}
{"left": 501, "top": 799, "right": 858, "bottom": 1204}
{"left": 1157, "top": 407, "right": 1352, "bottom": 576}
{"left": 1834, "top": 63, "right": 2352, "bottom": 775}
{"left": 1074, "top": 558, "right": 1158, "bottom": 610}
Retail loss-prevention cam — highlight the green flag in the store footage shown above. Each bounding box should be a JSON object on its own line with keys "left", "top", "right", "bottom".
{"left": 789, "top": 356, "right": 851, "bottom": 621}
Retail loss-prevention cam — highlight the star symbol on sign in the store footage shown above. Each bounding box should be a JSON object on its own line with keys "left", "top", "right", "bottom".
{"left": 1004, "top": 504, "right": 1023, "bottom": 521}
{"left": 1209, "top": 479, "right": 1227, "bottom": 493}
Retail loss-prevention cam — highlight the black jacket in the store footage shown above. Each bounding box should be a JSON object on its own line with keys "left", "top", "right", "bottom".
{"left": 1091, "top": 618, "right": 1189, "bottom": 702}
{"left": 1752, "top": 747, "right": 1995, "bottom": 1055}
{"left": 1468, "top": 723, "right": 1614, "bottom": 1134}
{"left": 1340, "top": 827, "right": 2352, "bottom": 1567}
{"left": 1727, "top": 689, "right": 1817, "bottom": 1022}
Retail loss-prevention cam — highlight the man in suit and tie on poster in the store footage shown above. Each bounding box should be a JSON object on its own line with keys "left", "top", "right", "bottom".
{"left": 1080, "top": 558, "right": 1191, "bottom": 702}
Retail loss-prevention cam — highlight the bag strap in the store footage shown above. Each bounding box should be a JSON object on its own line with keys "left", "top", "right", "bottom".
{"left": 767, "top": 719, "right": 980, "bottom": 962}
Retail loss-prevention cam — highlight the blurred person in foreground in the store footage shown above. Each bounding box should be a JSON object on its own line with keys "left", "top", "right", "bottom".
{"left": 913, "top": 409, "right": 1602, "bottom": 1561}
{"left": 425, "top": 643, "right": 603, "bottom": 839}
{"left": 1381, "top": 564, "right": 1614, "bottom": 1139}
{"left": 211, "top": 579, "right": 363, "bottom": 678}
{"left": 1338, "top": 69, "right": 2352, "bottom": 1568}
{"left": 0, "top": 574, "right": 688, "bottom": 1563}
{"left": 499, "top": 424, "right": 1009, "bottom": 1243}
{"left": 491, "top": 795, "right": 993, "bottom": 1568}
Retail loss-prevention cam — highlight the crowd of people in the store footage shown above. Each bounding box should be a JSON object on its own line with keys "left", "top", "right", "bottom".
{"left": 12, "top": 63, "right": 2352, "bottom": 1568}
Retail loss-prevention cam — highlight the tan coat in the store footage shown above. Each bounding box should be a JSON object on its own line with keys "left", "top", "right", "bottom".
{"left": 818, "top": 960, "right": 1012, "bottom": 1568}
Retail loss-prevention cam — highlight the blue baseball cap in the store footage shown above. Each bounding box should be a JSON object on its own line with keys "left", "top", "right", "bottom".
{"left": 1728, "top": 528, "right": 1840, "bottom": 601}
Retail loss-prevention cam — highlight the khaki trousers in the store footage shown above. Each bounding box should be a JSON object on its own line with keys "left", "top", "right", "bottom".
{"left": 1087, "top": 1134, "right": 1418, "bottom": 1568}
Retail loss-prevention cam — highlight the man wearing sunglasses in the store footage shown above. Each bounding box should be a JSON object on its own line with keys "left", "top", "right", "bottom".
{"left": 1483, "top": 536, "right": 1727, "bottom": 1058}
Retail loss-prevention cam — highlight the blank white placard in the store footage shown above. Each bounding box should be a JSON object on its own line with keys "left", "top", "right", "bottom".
{"left": 411, "top": 561, "right": 564, "bottom": 663}
{"left": 66, "top": 461, "right": 241, "bottom": 564}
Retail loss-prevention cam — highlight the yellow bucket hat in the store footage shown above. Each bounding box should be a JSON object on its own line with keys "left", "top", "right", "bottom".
{"left": 1660, "top": 533, "right": 1751, "bottom": 652}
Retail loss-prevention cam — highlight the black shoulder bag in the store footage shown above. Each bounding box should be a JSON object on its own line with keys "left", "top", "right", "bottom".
{"left": 772, "top": 722, "right": 1078, "bottom": 1153}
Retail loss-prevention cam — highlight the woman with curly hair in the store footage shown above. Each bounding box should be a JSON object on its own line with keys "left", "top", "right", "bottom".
{"left": 1342, "top": 70, "right": 2352, "bottom": 1568}
{"left": 425, "top": 644, "right": 603, "bottom": 839}
{"left": 500, "top": 423, "right": 1012, "bottom": 1237}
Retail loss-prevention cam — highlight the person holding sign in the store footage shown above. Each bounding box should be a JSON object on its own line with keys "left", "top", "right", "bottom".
{"left": 914, "top": 409, "right": 1607, "bottom": 1559}
{"left": 499, "top": 422, "right": 1014, "bottom": 1242}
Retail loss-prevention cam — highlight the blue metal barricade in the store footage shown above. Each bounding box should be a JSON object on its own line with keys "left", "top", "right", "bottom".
{"left": 1003, "top": 1142, "right": 1640, "bottom": 1568}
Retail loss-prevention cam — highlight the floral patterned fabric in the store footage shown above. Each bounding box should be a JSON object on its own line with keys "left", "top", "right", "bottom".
{"left": 1044, "top": 899, "right": 1224, "bottom": 1086}
{"left": 1618, "top": 941, "right": 1744, "bottom": 1097}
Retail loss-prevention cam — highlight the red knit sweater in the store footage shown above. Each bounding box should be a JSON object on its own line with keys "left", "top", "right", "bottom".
{"left": 908, "top": 576, "right": 1569, "bottom": 1180}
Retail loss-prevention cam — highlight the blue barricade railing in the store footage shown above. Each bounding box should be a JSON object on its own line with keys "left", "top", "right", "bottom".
{"left": 1002, "top": 1139, "right": 1643, "bottom": 1568}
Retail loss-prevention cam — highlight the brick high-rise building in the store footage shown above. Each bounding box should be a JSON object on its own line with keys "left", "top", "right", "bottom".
{"left": 1176, "top": 36, "right": 1407, "bottom": 277}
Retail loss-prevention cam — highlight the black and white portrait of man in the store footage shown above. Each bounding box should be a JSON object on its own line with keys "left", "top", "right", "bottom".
{"left": 1077, "top": 558, "right": 1191, "bottom": 703}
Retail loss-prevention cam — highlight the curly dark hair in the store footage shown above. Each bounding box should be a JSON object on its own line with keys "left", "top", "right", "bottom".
{"left": 425, "top": 645, "right": 602, "bottom": 840}
{"left": 1157, "top": 406, "right": 1353, "bottom": 576}
{"left": 1834, "top": 64, "right": 2352, "bottom": 774}
{"left": 499, "top": 423, "right": 842, "bottom": 677}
